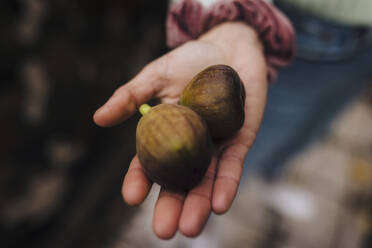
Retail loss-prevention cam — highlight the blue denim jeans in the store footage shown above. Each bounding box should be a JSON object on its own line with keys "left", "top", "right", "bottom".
{"left": 243, "top": 3, "right": 372, "bottom": 179}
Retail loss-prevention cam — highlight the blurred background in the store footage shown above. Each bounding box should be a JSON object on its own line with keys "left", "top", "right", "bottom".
{"left": 1, "top": 0, "right": 372, "bottom": 248}
{"left": 1, "top": 0, "right": 167, "bottom": 247}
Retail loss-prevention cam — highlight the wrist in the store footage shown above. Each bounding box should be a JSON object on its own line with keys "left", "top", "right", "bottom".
{"left": 199, "top": 22, "right": 264, "bottom": 62}
{"left": 166, "top": 0, "right": 295, "bottom": 82}
{"left": 199, "top": 22, "right": 268, "bottom": 93}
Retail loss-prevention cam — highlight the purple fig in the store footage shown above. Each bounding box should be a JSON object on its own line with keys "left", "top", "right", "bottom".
{"left": 136, "top": 103, "right": 212, "bottom": 191}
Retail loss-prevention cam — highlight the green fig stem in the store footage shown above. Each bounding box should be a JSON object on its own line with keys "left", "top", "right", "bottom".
{"left": 139, "top": 104, "right": 151, "bottom": 116}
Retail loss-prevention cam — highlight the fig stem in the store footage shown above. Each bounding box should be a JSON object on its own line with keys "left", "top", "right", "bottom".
{"left": 139, "top": 104, "right": 151, "bottom": 116}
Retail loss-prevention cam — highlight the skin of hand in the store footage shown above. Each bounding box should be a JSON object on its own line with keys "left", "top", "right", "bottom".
{"left": 93, "top": 22, "right": 268, "bottom": 239}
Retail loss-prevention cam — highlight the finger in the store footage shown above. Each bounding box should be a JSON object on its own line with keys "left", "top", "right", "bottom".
{"left": 122, "top": 156, "right": 153, "bottom": 206}
{"left": 179, "top": 156, "right": 217, "bottom": 237}
{"left": 212, "top": 143, "right": 249, "bottom": 214}
{"left": 153, "top": 189, "right": 185, "bottom": 240}
{"left": 210, "top": 66, "right": 268, "bottom": 214}
{"left": 93, "top": 57, "right": 168, "bottom": 127}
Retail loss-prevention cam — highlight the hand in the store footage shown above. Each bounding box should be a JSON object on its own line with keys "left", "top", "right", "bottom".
{"left": 93, "top": 22, "right": 268, "bottom": 239}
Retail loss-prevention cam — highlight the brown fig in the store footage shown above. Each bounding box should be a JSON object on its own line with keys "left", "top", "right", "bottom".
{"left": 136, "top": 103, "right": 212, "bottom": 191}
{"left": 180, "top": 64, "right": 246, "bottom": 140}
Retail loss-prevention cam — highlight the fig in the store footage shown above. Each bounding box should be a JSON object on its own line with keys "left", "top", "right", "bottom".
{"left": 180, "top": 64, "right": 245, "bottom": 140}
{"left": 136, "top": 103, "right": 212, "bottom": 191}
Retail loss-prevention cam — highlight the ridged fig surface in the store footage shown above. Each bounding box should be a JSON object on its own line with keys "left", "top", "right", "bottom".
{"left": 180, "top": 64, "right": 245, "bottom": 140}
{"left": 136, "top": 104, "right": 212, "bottom": 191}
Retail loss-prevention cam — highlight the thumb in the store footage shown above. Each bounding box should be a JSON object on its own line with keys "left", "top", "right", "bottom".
{"left": 93, "top": 57, "right": 169, "bottom": 127}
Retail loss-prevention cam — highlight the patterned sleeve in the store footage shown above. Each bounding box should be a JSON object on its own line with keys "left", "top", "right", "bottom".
{"left": 166, "top": 0, "right": 295, "bottom": 82}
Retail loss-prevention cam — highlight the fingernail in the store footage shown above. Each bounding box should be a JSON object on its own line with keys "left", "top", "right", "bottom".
{"left": 94, "top": 103, "right": 108, "bottom": 119}
{"left": 94, "top": 105, "right": 103, "bottom": 116}
{"left": 95, "top": 93, "right": 117, "bottom": 116}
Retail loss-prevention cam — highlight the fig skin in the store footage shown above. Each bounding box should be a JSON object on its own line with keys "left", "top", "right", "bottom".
{"left": 136, "top": 104, "right": 212, "bottom": 191}
{"left": 180, "top": 65, "right": 246, "bottom": 140}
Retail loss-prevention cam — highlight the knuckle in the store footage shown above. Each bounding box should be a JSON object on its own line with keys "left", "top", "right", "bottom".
{"left": 216, "top": 175, "right": 240, "bottom": 186}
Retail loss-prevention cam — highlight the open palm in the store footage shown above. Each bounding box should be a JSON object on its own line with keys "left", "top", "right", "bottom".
{"left": 93, "top": 22, "right": 268, "bottom": 239}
